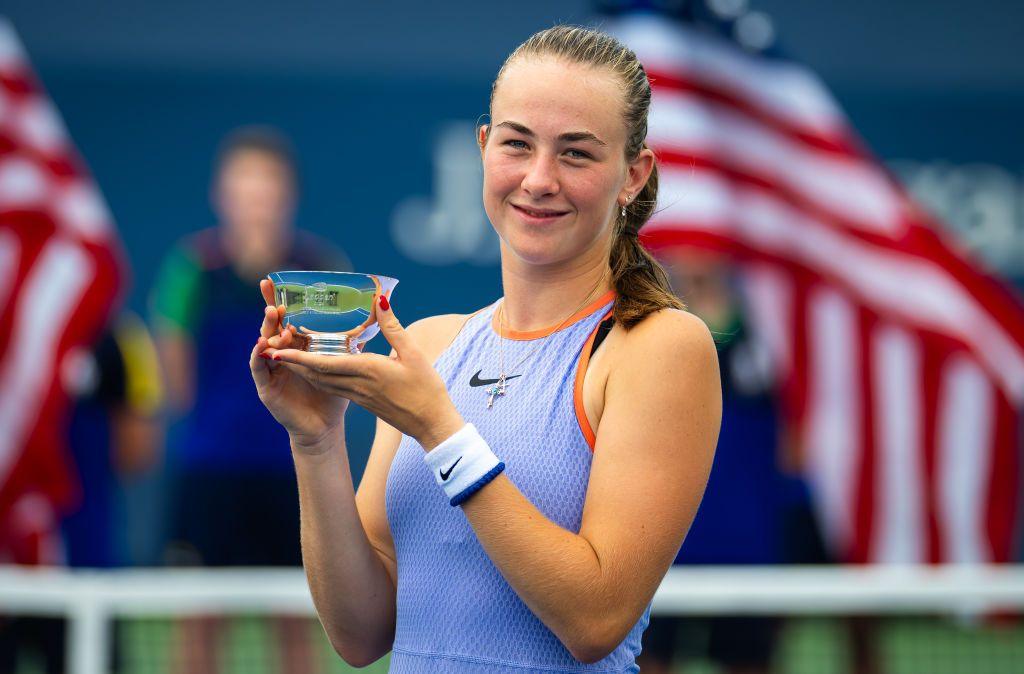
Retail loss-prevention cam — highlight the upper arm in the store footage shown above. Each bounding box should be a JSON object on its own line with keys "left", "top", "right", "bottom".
{"left": 154, "top": 328, "right": 194, "bottom": 414}
{"left": 150, "top": 245, "right": 202, "bottom": 412}
{"left": 150, "top": 245, "right": 202, "bottom": 335}
{"left": 578, "top": 310, "right": 721, "bottom": 621}
{"left": 354, "top": 312, "right": 471, "bottom": 590}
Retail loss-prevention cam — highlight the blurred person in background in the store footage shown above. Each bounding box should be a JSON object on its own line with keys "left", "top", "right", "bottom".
{"left": 150, "top": 126, "right": 350, "bottom": 674}
{"left": 637, "top": 246, "right": 825, "bottom": 674}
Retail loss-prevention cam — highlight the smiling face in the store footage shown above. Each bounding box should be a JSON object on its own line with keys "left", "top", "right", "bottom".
{"left": 482, "top": 57, "right": 648, "bottom": 271}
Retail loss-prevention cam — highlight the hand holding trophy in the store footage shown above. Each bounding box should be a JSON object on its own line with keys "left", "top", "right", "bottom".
{"left": 267, "top": 271, "right": 399, "bottom": 355}
{"left": 249, "top": 271, "right": 399, "bottom": 454}
{"left": 252, "top": 270, "right": 464, "bottom": 450}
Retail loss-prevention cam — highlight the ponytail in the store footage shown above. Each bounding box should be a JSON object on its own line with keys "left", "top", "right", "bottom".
{"left": 610, "top": 147, "right": 683, "bottom": 329}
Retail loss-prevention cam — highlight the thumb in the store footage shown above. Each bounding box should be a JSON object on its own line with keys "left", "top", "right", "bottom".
{"left": 375, "top": 294, "right": 412, "bottom": 355}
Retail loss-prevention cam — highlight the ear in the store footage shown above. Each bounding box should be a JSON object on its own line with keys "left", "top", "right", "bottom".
{"left": 623, "top": 146, "right": 655, "bottom": 201}
{"left": 477, "top": 124, "right": 489, "bottom": 157}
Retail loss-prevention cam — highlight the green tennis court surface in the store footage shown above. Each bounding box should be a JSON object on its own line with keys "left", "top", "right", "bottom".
{"left": 12, "top": 615, "right": 1024, "bottom": 673}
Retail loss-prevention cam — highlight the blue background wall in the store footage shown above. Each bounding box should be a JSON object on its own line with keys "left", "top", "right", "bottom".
{"left": 4, "top": 0, "right": 1021, "bottom": 563}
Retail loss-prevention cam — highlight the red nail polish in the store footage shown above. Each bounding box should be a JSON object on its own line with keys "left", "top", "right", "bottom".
{"left": 272, "top": 354, "right": 281, "bottom": 361}
{"left": 379, "top": 295, "right": 390, "bottom": 311}
{"left": 258, "top": 353, "right": 271, "bottom": 360}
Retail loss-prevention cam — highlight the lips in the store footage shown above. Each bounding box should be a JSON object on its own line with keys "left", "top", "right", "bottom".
{"left": 512, "top": 204, "right": 570, "bottom": 221}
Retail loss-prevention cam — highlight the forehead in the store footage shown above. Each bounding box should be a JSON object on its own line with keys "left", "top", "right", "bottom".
{"left": 491, "top": 57, "right": 626, "bottom": 144}
{"left": 220, "top": 147, "right": 292, "bottom": 177}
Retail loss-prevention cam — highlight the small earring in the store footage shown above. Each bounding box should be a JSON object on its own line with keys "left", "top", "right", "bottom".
{"left": 621, "top": 194, "right": 631, "bottom": 218}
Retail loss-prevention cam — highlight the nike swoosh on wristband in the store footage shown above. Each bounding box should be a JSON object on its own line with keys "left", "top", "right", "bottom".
{"left": 440, "top": 456, "right": 463, "bottom": 481}
{"left": 469, "top": 370, "right": 523, "bottom": 387}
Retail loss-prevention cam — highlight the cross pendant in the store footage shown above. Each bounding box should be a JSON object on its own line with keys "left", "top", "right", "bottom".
{"left": 486, "top": 377, "right": 507, "bottom": 409}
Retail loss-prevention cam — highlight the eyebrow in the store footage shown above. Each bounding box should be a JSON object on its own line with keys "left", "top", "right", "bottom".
{"left": 495, "top": 120, "right": 607, "bottom": 147}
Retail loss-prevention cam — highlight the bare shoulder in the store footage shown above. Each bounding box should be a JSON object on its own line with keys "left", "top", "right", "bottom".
{"left": 615, "top": 308, "right": 718, "bottom": 367}
{"left": 403, "top": 313, "right": 473, "bottom": 362}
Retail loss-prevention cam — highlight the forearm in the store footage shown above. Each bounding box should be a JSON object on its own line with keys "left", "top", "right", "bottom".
{"left": 292, "top": 433, "right": 395, "bottom": 664}
{"left": 460, "top": 474, "right": 629, "bottom": 662}
{"left": 155, "top": 332, "right": 195, "bottom": 415}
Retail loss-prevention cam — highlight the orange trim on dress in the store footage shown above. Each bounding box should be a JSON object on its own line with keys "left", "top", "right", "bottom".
{"left": 574, "top": 309, "right": 614, "bottom": 452}
{"left": 492, "top": 289, "right": 617, "bottom": 341}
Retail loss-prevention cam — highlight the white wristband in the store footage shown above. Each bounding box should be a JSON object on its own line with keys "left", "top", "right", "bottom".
{"left": 423, "top": 423, "right": 505, "bottom": 506}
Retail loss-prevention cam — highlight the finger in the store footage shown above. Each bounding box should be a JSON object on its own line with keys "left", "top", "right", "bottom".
{"left": 260, "top": 305, "right": 281, "bottom": 340}
{"left": 250, "top": 342, "right": 273, "bottom": 386}
{"left": 272, "top": 354, "right": 365, "bottom": 400}
{"left": 267, "top": 326, "right": 289, "bottom": 349}
{"left": 272, "top": 349, "right": 370, "bottom": 377}
{"left": 293, "top": 367, "right": 366, "bottom": 399}
{"left": 260, "top": 279, "right": 276, "bottom": 307}
{"left": 275, "top": 304, "right": 296, "bottom": 344}
{"left": 269, "top": 327, "right": 311, "bottom": 352}
{"left": 256, "top": 336, "right": 284, "bottom": 365}
{"left": 269, "top": 327, "right": 301, "bottom": 350}
{"left": 374, "top": 294, "right": 414, "bottom": 357}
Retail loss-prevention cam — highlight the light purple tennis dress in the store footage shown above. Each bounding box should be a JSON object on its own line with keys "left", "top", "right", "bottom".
{"left": 385, "top": 293, "right": 649, "bottom": 673}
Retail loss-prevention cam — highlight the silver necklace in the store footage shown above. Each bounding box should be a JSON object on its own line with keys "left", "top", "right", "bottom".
{"left": 487, "top": 280, "right": 607, "bottom": 409}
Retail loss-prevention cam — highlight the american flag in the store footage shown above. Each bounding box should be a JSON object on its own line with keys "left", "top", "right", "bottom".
{"left": 0, "top": 18, "right": 122, "bottom": 564}
{"left": 609, "top": 4, "right": 1024, "bottom": 564}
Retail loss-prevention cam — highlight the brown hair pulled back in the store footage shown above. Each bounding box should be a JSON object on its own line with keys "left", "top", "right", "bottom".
{"left": 489, "top": 25, "right": 682, "bottom": 328}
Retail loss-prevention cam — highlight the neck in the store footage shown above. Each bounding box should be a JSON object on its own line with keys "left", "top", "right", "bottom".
{"left": 222, "top": 223, "right": 292, "bottom": 280}
{"left": 498, "top": 243, "right": 613, "bottom": 333}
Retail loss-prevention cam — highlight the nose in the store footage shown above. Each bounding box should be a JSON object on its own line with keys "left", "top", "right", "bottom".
{"left": 520, "top": 153, "right": 560, "bottom": 199}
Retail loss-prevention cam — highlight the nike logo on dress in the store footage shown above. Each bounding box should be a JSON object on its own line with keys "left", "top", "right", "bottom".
{"left": 469, "top": 370, "right": 522, "bottom": 387}
{"left": 440, "top": 457, "right": 462, "bottom": 481}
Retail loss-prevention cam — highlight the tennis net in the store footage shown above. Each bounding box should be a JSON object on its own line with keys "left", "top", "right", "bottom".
{"left": 2, "top": 565, "right": 1023, "bottom": 674}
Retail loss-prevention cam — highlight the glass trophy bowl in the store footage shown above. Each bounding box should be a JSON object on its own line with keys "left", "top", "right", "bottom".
{"left": 267, "top": 271, "right": 398, "bottom": 355}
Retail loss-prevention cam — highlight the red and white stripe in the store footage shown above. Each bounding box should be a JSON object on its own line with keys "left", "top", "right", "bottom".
{"left": 0, "top": 18, "right": 122, "bottom": 562}
{"left": 613, "top": 14, "right": 1023, "bottom": 564}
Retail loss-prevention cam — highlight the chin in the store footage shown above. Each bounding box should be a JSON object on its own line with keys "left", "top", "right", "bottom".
{"left": 500, "top": 234, "right": 576, "bottom": 268}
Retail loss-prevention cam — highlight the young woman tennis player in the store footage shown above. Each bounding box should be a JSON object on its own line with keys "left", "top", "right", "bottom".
{"left": 251, "top": 25, "right": 721, "bottom": 673}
